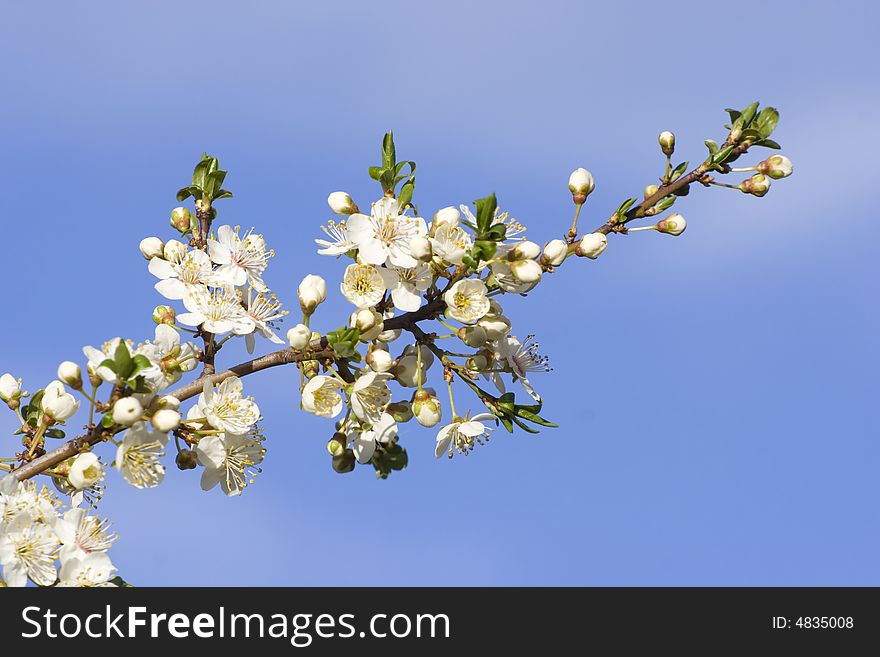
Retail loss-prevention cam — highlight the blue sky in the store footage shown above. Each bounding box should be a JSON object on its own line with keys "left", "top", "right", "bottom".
{"left": 0, "top": 0, "right": 876, "bottom": 585}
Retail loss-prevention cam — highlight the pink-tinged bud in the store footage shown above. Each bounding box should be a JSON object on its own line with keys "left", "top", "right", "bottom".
{"left": 738, "top": 173, "right": 771, "bottom": 197}
{"left": 170, "top": 207, "right": 192, "bottom": 233}
{"left": 575, "top": 232, "right": 608, "bottom": 259}
{"left": 568, "top": 168, "right": 595, "bottom": 204}
{"left": 656, "top": 213, "right": 687, "bottom": 236}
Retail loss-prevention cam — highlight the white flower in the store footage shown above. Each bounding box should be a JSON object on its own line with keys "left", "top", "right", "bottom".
{"left": 340, "top": 263, "right": 386, "bottom": 309}
{"left": 568, "top": 167, "right": 595, "bottom": 196}
{"left": 0, "top": 480, "right": 58, "bottom": 524}
{"left": 0, "top": 512, "right": 59, "bottom": 586}
{"left": 327, "top": 191, "right": 357, "bottom": 215}
{"left": 178, "top": 286, "right": 256, "bottom": 336}
{"left": 443, "top": 279, "right": 490, "bottom": 324}
{"left": 541, "top": 239, "right": 568, "bottom": 267}
{"left": 196, "top": 431, "right": 265, "bottom": 496}
{"left": 412, "top": 389, "right": 441, "bottom": 428}
{"left": 41, "top": 380, "right": 80, "bottom": 422}
{"left": 435, "top": 413, "right": 496, "bottom": 458}
{"left": 301, "top": 375, "right": 344, "bottom": 418}
{"left": 57, "top": 361, "right": 82, "bottom": 388}
{"left": 68, "top": 452, "right": 103, "bottom": 490}
{"left": 380, "top": 263, "right": 431, "bottom": 312}
{"left": 57, "top": 552, "right": 116, "bottom": 587}
{"left": 148, "top": 248, "right": 215, "bottom": 300}
{"left": 350, "top": 371, "right": 392, "bottom": 425}
{"left": 494, "top": 335, "right": 550, "bottom": 402}
{"left": 137, "top": 324, "right": 199, "bottom": 388}
{"left": 507, "top": 240, "right": 541, "bottom": 261}
{"left": 151, "top": 408, "right": 181, "bottom": 432}
{"left": 657, "top": 213, "right": 687, "bottom": 236}
{"left": 365, "top": 348, "right": 393, "bottom": 373}
{"left": 477, "top": 314, "right": 511, "bottom": 341}
{"left": 112, "top": 397, "right": 143, "bottom": 426}
{"left": 0, "top": 373, "right": 23, "bottom": 403}
{"left": 576, "top": 232, "right": 608, "bottom": 259}
{"left": 431, "top": 206, "right": 461, "bottom": 233}
{"left": 242, "top": 289, "right": 286, "bottom": 354}
{"left": 51, "top": 507, "right": 116, "bottom": 561}
{"left": 194, "top": 376, "right": 260, "bottom": 434}
{"left": 349, "top": 412, "right": 397, "bottom": 464}
{"left": 298, "top": 274, "right": 328, "bottom": 312}
{"left": 346, "top": 197, "right": 428, "bottom": 268}
{"left": 315, "top": 220, "right": 356, "bottom": 256}
{"left": 139, "top": 237, "right": 164, "bottom": 260}
{"left": 429, "top": 224, "right": 472, "bottom": 265}
{"left": 114, "top": 422, "right": 169, "bottom": 489}
{"left": 287, "top": 323, "right": 312, "bottom": 350}
{"left": 376, "top": 308, "right": 402, "bottom": 343}
{"left": 508, "top": 258, "right": 543, "bottom": 284}
{"left": 208, "top": 225, "right": 271, "bottom": 291}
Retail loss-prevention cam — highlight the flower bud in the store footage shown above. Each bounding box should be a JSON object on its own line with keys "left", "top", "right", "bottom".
{"left": 656, "top": 213, "right": 687, "bottom": 236}
{"left": 738, "top": 173, "right": 771, "bottom": 197}
{"left": 507, "top": 240, "right": 541, "bottom": 261}
{"left": 327, "top": 433, "right": 347, "bottom": 456}
{"left": 176, "top": 449, "right": 199, "bottom": 470}
{"left": 139, "top": 237, "right": 165, "bottom": 260}
{"left": 477, "top": 315, "right": 511, "bottom": 341}
{"left": 112, "top": 397, "right": 143, "bottom": 427}
{"left": 301, "top": 360, "right": 320, "bottom": 380}
{"left": 402, "top": 343, "right": 435, "bottom": 369}
{"left": 758, "top": 154, "right": 793, "bottom": 180}
{"left": 0, "top": 373, "right": 23, "bottom": 404}
{"left": 154, "top": 395, "right": 180, "bottom": 411}
{"left": 431, "top": 206, "right": 460, "bottom": 234}
{"left": 152, "top": 305, "right": 176, "bottom": 325}
{"left": 298, "top": 274, "right": 327, "bottom": 314}
{"left": 365, "top": 348, "right": 393, "bottom": 373}
{"left": 87, "top": 364, "right": 102, "bottom": 389}
{"left": 287, "top": 323, "right": 312, "bottom": 350}
{"left": 644, "top": 184, "right": 660, "bottom": 200}
{"left": 170, "top": 207, "right": 192, "bottom": 233}
{"left": 458, "top": 325, "right": 488, "bottom": 348}
{"left": 409, "top": 236, "right": 433, "bottom": 262}
{"left": 151, "top": 408, "right": 181, "bottom": 432}
{"left": 412, "top": 389, "right": 442, "bottom": 428}
{"left": 163, "top": 239, "right": 187, "bottom": 262}
{"left": 68, "top": 452, "right": 103, "bottom": 490}
{"left": 385, "top": 401, "right": 414, "bottom": 423}
{"left": 541, "top": 239, "right": 568, "bottom": 267}
{"left": 57, "top": 361, "right": 82, "bottom": 390}
{"left": 658, "top": 131, "right": 675, "bottom": 156}
{"left": 568, "top": 168, "right": 595, "bottom": 204}
{"left": 327, "top": 191, "right": 357, "bottom": 215}
{"left": 332, "top": 449, "right": 356, "bottom": 473}
{"left": 467, "top": 351, "right": 494, "bottom": 373}
{"left": 576, "top": 232, "right": 608, "bottom": 259}
{"left": 391, "top": 355, "right": 423, "bottom": 388}
{"left": 350, "top": 308, "right": 384, "bottom": 341}
{"left": 508, "top": 258, "right": 543, "bottom": 284}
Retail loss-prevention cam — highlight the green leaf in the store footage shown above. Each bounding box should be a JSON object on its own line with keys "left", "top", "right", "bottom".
{"left": 485, "top": 223, "right": 508, "bottom": 242}
{"left": 382, "top": 131, "right": 396, "bottom": 169}
{"left": 368, "top": 166, "right": 384, "bottom": 181}
{"left": 114, "top": 342, "right": 133, "bottom": 379}
{"left": 397, "top": 179, "right": 414, "bottom": 209}
{"left": 213, "top": 189, "right": 233, "bottom": 201}
{"left": 515, "top": 407, "right": 558, "bottom": 427}
{"left": 704, "top": 139, "right": 719, "bottom": 156}
{"left": 45, "top": 428, "right": 66, "bottom": 439}
{"left": 98, "top": 358, "right": 118, "bottom": 375}
{"left": 754, "top": 107, "right": 779, "bottom": 139}
{"left": 724, "top": 108, "right": 742, "bottom": 124}
{"left": 755, "top": 139, "right": 781, "bottom": 150}
{"left": 739, "top": 101, "right": 760, "bottom": 128}
{"left": 669, "top": 161, "right": 689, "bottom": 182}
{"left": 130, "top": 354, "right": 152, "bottom": 376}
{"left": 511, "top": 416, "right": 540, "bottom": 434}
{"left": 474, "top": 193, "right": 498, "bottom": 234}
{"left": 615, "top": 197, "right": 638, "bottom": 219}
{"left": 176, "top": 187, "right": 194, "bottom": 202}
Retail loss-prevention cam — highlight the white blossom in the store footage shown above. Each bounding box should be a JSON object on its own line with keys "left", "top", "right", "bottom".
{"left": 139, "top": 237, "right": 164, "bottom": 260}
{"left": 0, "top": 513, "right": 59, "bottom": 587}
{"left": 286, "top": 323, "right": 312, "bottom": 350}
{"left": 208, "top": 225, "right": 271, "bottom": 291}
{"left": 301, "top": 375, "right": 344, "bottom": 418}
{"left": 41, "top": 380, "right": 80, "bottom": 422}
{"left": 443, "top": 279, "right": 491, "bottom": 324}
{"left": 242, "top": 289, "right": 286, "bottom": 353}
{"left": 149, "top": 248, "right": 215, "bottom": 300}
{"left": 137, "top": 324, "right": 199, "bottom": 388}
{"left": 340, "top": 263, "right": 386, "bottom": 309}
{"left": 51, "top": 507, "right": 116, "bottom": 561}
{"left": 429, "top": 224, "right": 472, "bottom": 265}
{"left": 349, "top": 412, "right": 397, "bottom": 464}
{"left": 435, "top": 413, "right": 496, "bottom": 458}
{"left": 350, "top": 371, "right": 392, "bottom": 425}
{"left": 541, "top": 239, "right": 568, "bottom": 266}
{"left": 381, "top": 263, "right": 431, "bottom": 312}
{"left": 114, "top": 422, "right": 169, "bottom": 489}
{"left": 57, "top": 361, "right": 82, "bottom": 389}
{"left": 193, "top": 376, "right": 260, "bottom": 435}
{"left": 68, "top": 452, "right": 103, "bottom": 490}
{"left": 57, "top": 552, "right": 116, "bottom": 587}
{"left": 151, "top": 408, "right": 181, "bottom": 433}
{"left": 493, "top": 335, "right": 550, "bottom": 402}
{"left": 346, "top": 197, "right": 428, "bottom": 268}
{"left": 178, "top": 286, "right": 256, "bottom": 336}
{"left": 196, "top": 431, "right": 265, "bottom": 496}
{"left": 315, "top": 220, "right": 356, "bottom": 256}
{"left": 0, "top": 373, "right": 23, "bottom": 403}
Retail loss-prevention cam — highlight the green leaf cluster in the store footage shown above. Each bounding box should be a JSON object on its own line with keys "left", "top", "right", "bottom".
{"left": 368, "top": 131, "right": 416, "bottom": 208}
{"left": 176, "top": 153, "right": 233, "bottom": 204}
{"left": 325, "top": 327, "right": 362, "bottom": 360}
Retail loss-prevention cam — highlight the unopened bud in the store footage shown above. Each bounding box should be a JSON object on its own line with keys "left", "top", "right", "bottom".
{"left": 409, "top": 236, "right": 433, "bottom": 262}
{"left": 508, "top": 258, "right": 543, "bottom": 284}
{"left": 477, "top": 315, "right": 511, "bottom": 341}
{"left": 112, "top": 397, "right": 143, "bottom": 427}
{"left": 458, "top": 325, "right": 489, "bottom": 348}
{"left": 411, "top": 389, "right": 442, "bottom": 428}
{"left": 163, "top": 239, "right": 187, "bottom": 262}
{"left": 87, "top": 364, "right": 102, "bottom": 388}
{"left": 139, "top": 237, "right": 165, "bottom": 260}
{"left": 170, "top": 207, "right": 192, "bottom": 233}
{"left": 151, "top": 408, "right": 181, "bottom": 432}
{"left": 568, "top": 168, "right": 595, "bottom": 204}
{"left": 656, "top": 213, "right": 687, "bottom": 236}
{"left": 287, "top": 323, "right": 312, "bottom": 350}
{"left": 576, "top": 232, "right": 608, "bottom": 259}
{"left": 365, "top": 348, "right": 393, "bottom": 373}
{"left": 507, "top": 240, "right": 541, "bottom": 261}
{"left": 57, "top": 361, "right": 82, "bottom": 389}
{"left": 385, "top": 401, "right": 414, "bottom": 423}
{"left": 738, "top": 173, "right": 771, "bottom": 197}
{"left": 658, "top": 131, "right": 675, "bottom": 156}
{"left": 758, "top": 154, "right": 793, "bottom": 180}
{"left": 176, "top": 449, "right": 198, "bottom": 470}
{"left": 327, "top": 191, "right": 358, "bottom": 215}
{"left": 350, "top": 308, "right": 384, "bottom": 341}
{"left": 541, "top": 239, "right": 568, "bottom": 267}
{"left": 152, "top": 305, "right": 176, "bottom": 325}
{"left": 154, "top": 395, "right": 180, "bottom": 411}
{"left": 644, "top": 184, "right": 660, "bottom": 200}
{"left": 298, "top": 274, "right": 327, "bottom": 314}
{"left": 332, "top": 449, "right": 356, "bottom": 473}
{"left": 327, "top": 433, "right": 347, "bottom": 456}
